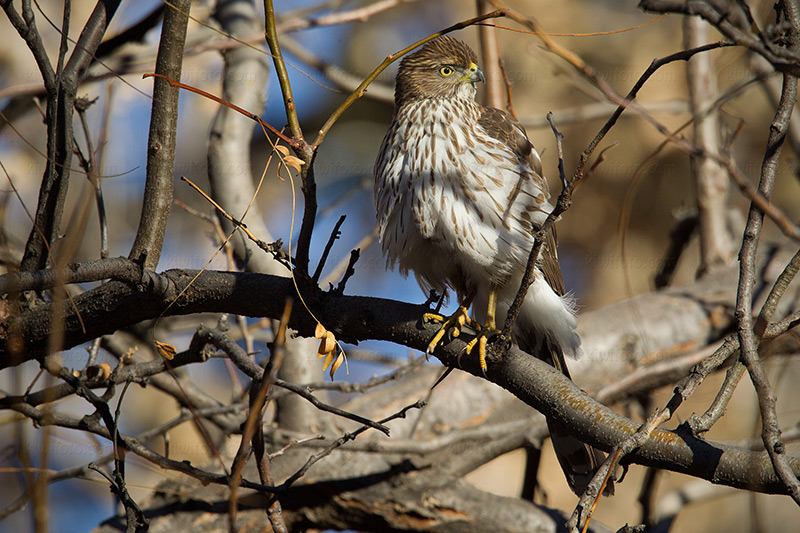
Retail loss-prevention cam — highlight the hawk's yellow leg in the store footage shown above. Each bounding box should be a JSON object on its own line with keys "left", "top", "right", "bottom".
{"left": 423, "top": 292, "right": 477, "bottom": 355}
{"left": 464, "top": 286, "right": 502, "bottom": 371}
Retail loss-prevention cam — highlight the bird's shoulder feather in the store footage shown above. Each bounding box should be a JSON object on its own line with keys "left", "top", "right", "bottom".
{"left": 477, "top": 106, "right": 543, "bottom": 178}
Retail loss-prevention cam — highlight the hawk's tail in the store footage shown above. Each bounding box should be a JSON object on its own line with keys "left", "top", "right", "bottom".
{"left": 543, "top": 343, "right": 614, "bottom": 496}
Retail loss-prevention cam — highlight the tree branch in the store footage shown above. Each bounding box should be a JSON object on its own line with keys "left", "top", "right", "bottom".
{"left": 127, "top": 0, "right": 190, "bottom": 270}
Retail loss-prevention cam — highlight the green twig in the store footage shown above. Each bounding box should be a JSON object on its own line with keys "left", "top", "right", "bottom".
{"left": 264, "top": 0, "right": 306, "bottom": 152}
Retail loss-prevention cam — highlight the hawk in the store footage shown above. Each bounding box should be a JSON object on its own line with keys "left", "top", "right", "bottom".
{"left": 374, "top": 35, "right": 609, "bottom": 495}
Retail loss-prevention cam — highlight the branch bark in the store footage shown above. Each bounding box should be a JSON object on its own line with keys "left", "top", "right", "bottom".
{"left": 3, "top": 252, "right": 800, "bottom": 494}
{"left": 683, "top": 15, "right": 734, "bottom": 273}
{"left": 128, "top": 0, "right": 191, "bottom": 270}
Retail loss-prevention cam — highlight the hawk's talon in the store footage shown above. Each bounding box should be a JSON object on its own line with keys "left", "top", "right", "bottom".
{"left": 424, "top": 306, "right": 474, "bottom": 355}
{"left": 464, "top": 328, "right": 501, "bottom": 372}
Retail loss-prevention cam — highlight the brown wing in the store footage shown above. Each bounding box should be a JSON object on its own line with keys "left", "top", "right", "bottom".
{"left": 478, "top": 106, "right": 543, "bottom": 178}
{"left": 540, "top": 226, "right": 565, "bottom": 297}
{"left": 478, "top": 106, "right": 563, "bottom": 297}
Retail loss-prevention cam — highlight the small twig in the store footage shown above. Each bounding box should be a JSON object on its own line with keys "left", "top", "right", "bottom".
{"left": 478, "top": 0, "right": 504, "bottom": 109}
{"left": 567, "top": 409, "right": 670, "bottom": 532}
{"left": 323, "top": 229, "right": 375, "bottom": 290}
{"left": 654, "top": 214, "right": 698, "bottom": 289}
{"left": 497, "top": 58, "right": 516, "bottom": 118}
{"left": 88, "top": 463, "right": 148, "bottom": 532}
{"left": 312, "top": 214, "right": 346, "bottom": 283}
{"left": 181, "top": 176, "right": 290, "bottom": 267}
{"left": 690, "top": 360, "right": 746, "bottom": 433}
{"left": 210, "top": 325, "right": 392, "bottom": 435}
{"left": 268, "top": 435, "right": 325, "bottom": 459}
{"left": 755, "top": 246, "right": 800, "bottom": 336}
{"left": 229, "top": 299, "right": 291, "bottom": 533}
{"left": 75, "top": 96, "right": 109, "bottom": 260}
{"left": 264, "top": 0, "right": 305, "bottom": 147}
{"left": 333, "top": 248, "right": 360, "bottom": 295}
{"left": 637, "top": 467, "right": 660, "bottom": 527}
{"left": 279, "top": 399, "right": 426, "bottom": 490}
{"left": 274, "top": 378, "right": 390, "bottom": 435}
{"left": 142, "top": 72, "right": 298, "bottom": 150}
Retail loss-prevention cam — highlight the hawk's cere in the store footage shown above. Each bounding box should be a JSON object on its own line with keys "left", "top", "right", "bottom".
{"left": 373, "top": 35, "right": 609, "bottom": 495}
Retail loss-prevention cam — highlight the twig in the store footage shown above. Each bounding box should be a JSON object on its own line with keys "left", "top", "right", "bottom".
{"left": 497, "top": 58, "right": 516, "bottom": 118}
{"left": 735, "top": 57, "right": 800, "bottom": 506}
{"left": 323, "top": 229, "right": 375, "bottom": 290}
{"left": 567, "top": 408, "right": 671, "bottom": 532}
{"left": 181, "top": 176, "right": 290, "bottom": 267}
{"left": 333, "top": 248, "right": 360, "bottom": 295}
{"left": 312, "top": 214, "right": 346, "bottom": 283}
{"left": 279, "top": 399, "right": 426, "bottom": 490}
{"left": 264, "top": 0, "right": 304, "bottom": 146}
{"left": 639, "top": 0, "right": 800, "bottom": 74}
{"left": 268, "top": 435, "right": 326, "bottom": 459}
{"left": 654, "top": 214, "right": 698, "bottom": 289}
{"left": 88, "top": 463, "right": 148, "bottom": 533}
{"left": 200, "top": 325, "right": 391, "bottom": 435}
{"left": 229, "top": 299, "right": 291, "bottom": 533}
{"left": 143, "top": 73, "right": 296, "bottom": 148}
{"left": 478, "top": 0, "right": 504, "bottom": 109}
{"left": 684, "top": 15, "right": 733, "bottom": 272}
{"left": 277, "top": 0, "right": 415, "bottom": 32}
{"left": 690, "top": 359, "right": 747, "bottom": 433}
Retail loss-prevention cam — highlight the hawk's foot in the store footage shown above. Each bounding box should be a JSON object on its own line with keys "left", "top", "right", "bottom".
{"left": 423, "top": 306, "right": 477, "bottom": 355}
{"left": 463, "top": 327, "right": 502, "bottom": 372}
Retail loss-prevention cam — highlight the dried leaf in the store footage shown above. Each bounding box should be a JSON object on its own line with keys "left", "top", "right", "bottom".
{"left": 329, "top": 352, "right": 344, "bottom": 380}
{"left": 122, "top": 346, "right": 138, "bottom": 366}
{"left": 317, "top": 331, "right": 336, "bottom": 358}
{"left": 322, "top": 331, "right": 336, "bottom": 354}
{"left": 86, "top": 363, "right": 112, "bottom": 381}
{"left": 321, "top": 350, "right": 336, "bottom": 371}
{"left": 155, "top": 340, "right": 176, "bottom": 360}
{"left": 315, "top": 322, "right": 326, "bottom": 339}
{"left": 283, "top": 155, "right": 305, "bottom": 173}
{"left": 275, "top": 145, "right": 290, "bottom": 157}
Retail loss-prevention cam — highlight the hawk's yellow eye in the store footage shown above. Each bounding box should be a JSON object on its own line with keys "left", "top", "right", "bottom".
{"left": 439, "top": 66, "right": 455, "bottom": 77}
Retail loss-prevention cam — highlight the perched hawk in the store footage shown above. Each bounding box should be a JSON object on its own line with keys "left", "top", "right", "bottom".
{"left": 374, "top": 36, "right": 609, "bottom": 495}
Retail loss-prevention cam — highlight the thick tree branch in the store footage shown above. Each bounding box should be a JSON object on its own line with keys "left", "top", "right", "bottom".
{"left": 127, "top": 0, "right": 190, "bottom": 270}
{"left": 2, "top": 258, "right": 799, "bottom": 493}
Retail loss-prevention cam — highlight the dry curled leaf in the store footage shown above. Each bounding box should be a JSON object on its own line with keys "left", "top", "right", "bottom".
{"left": 86, "top": 363, "right": 112, "bottom": 381}
{"left": 318, "top": 331, "right": 336, "bottom": 357}
{"left": 329, "top": 352, "right": 344, "bottom": 380}
{"left": 155, "top": 340, "right": 176, "bottom": 360}
{"left": 283, "top": 155, "right": 305, "bottom": 173}
{"left": 274, "top": 144, "right": 305, "bottom": 173}
{"left": 321, "top": 349, "right": 336, "bottom": 372}
{"left": 314, "top": 323, "right": 345, "bottom": 378}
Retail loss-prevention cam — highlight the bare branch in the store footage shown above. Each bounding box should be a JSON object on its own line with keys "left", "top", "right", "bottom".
{"left": 128, "top": 0, "right": 190, "bottom": 270}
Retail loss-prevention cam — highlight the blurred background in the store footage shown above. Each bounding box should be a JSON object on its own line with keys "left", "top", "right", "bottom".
{"left": 1, "top": 0, "right": 799, "bottom": 531}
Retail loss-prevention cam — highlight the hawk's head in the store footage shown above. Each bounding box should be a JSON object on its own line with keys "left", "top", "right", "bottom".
{"left": 394, "top": 36, "right": 485, "bottom": 107}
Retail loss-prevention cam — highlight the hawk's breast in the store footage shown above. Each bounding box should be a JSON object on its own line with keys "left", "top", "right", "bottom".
{"left": 374, "top": 97, "right": 551, "bottom": 295}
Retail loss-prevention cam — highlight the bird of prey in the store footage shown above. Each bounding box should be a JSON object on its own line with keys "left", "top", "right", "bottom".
{"left": 373, "top": 35, "right": 609, "bottom": 495}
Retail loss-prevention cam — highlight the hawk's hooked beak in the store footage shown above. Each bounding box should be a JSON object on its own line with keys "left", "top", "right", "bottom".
{"left": 463, "top": 62, "right": 485, "bottom": 84}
